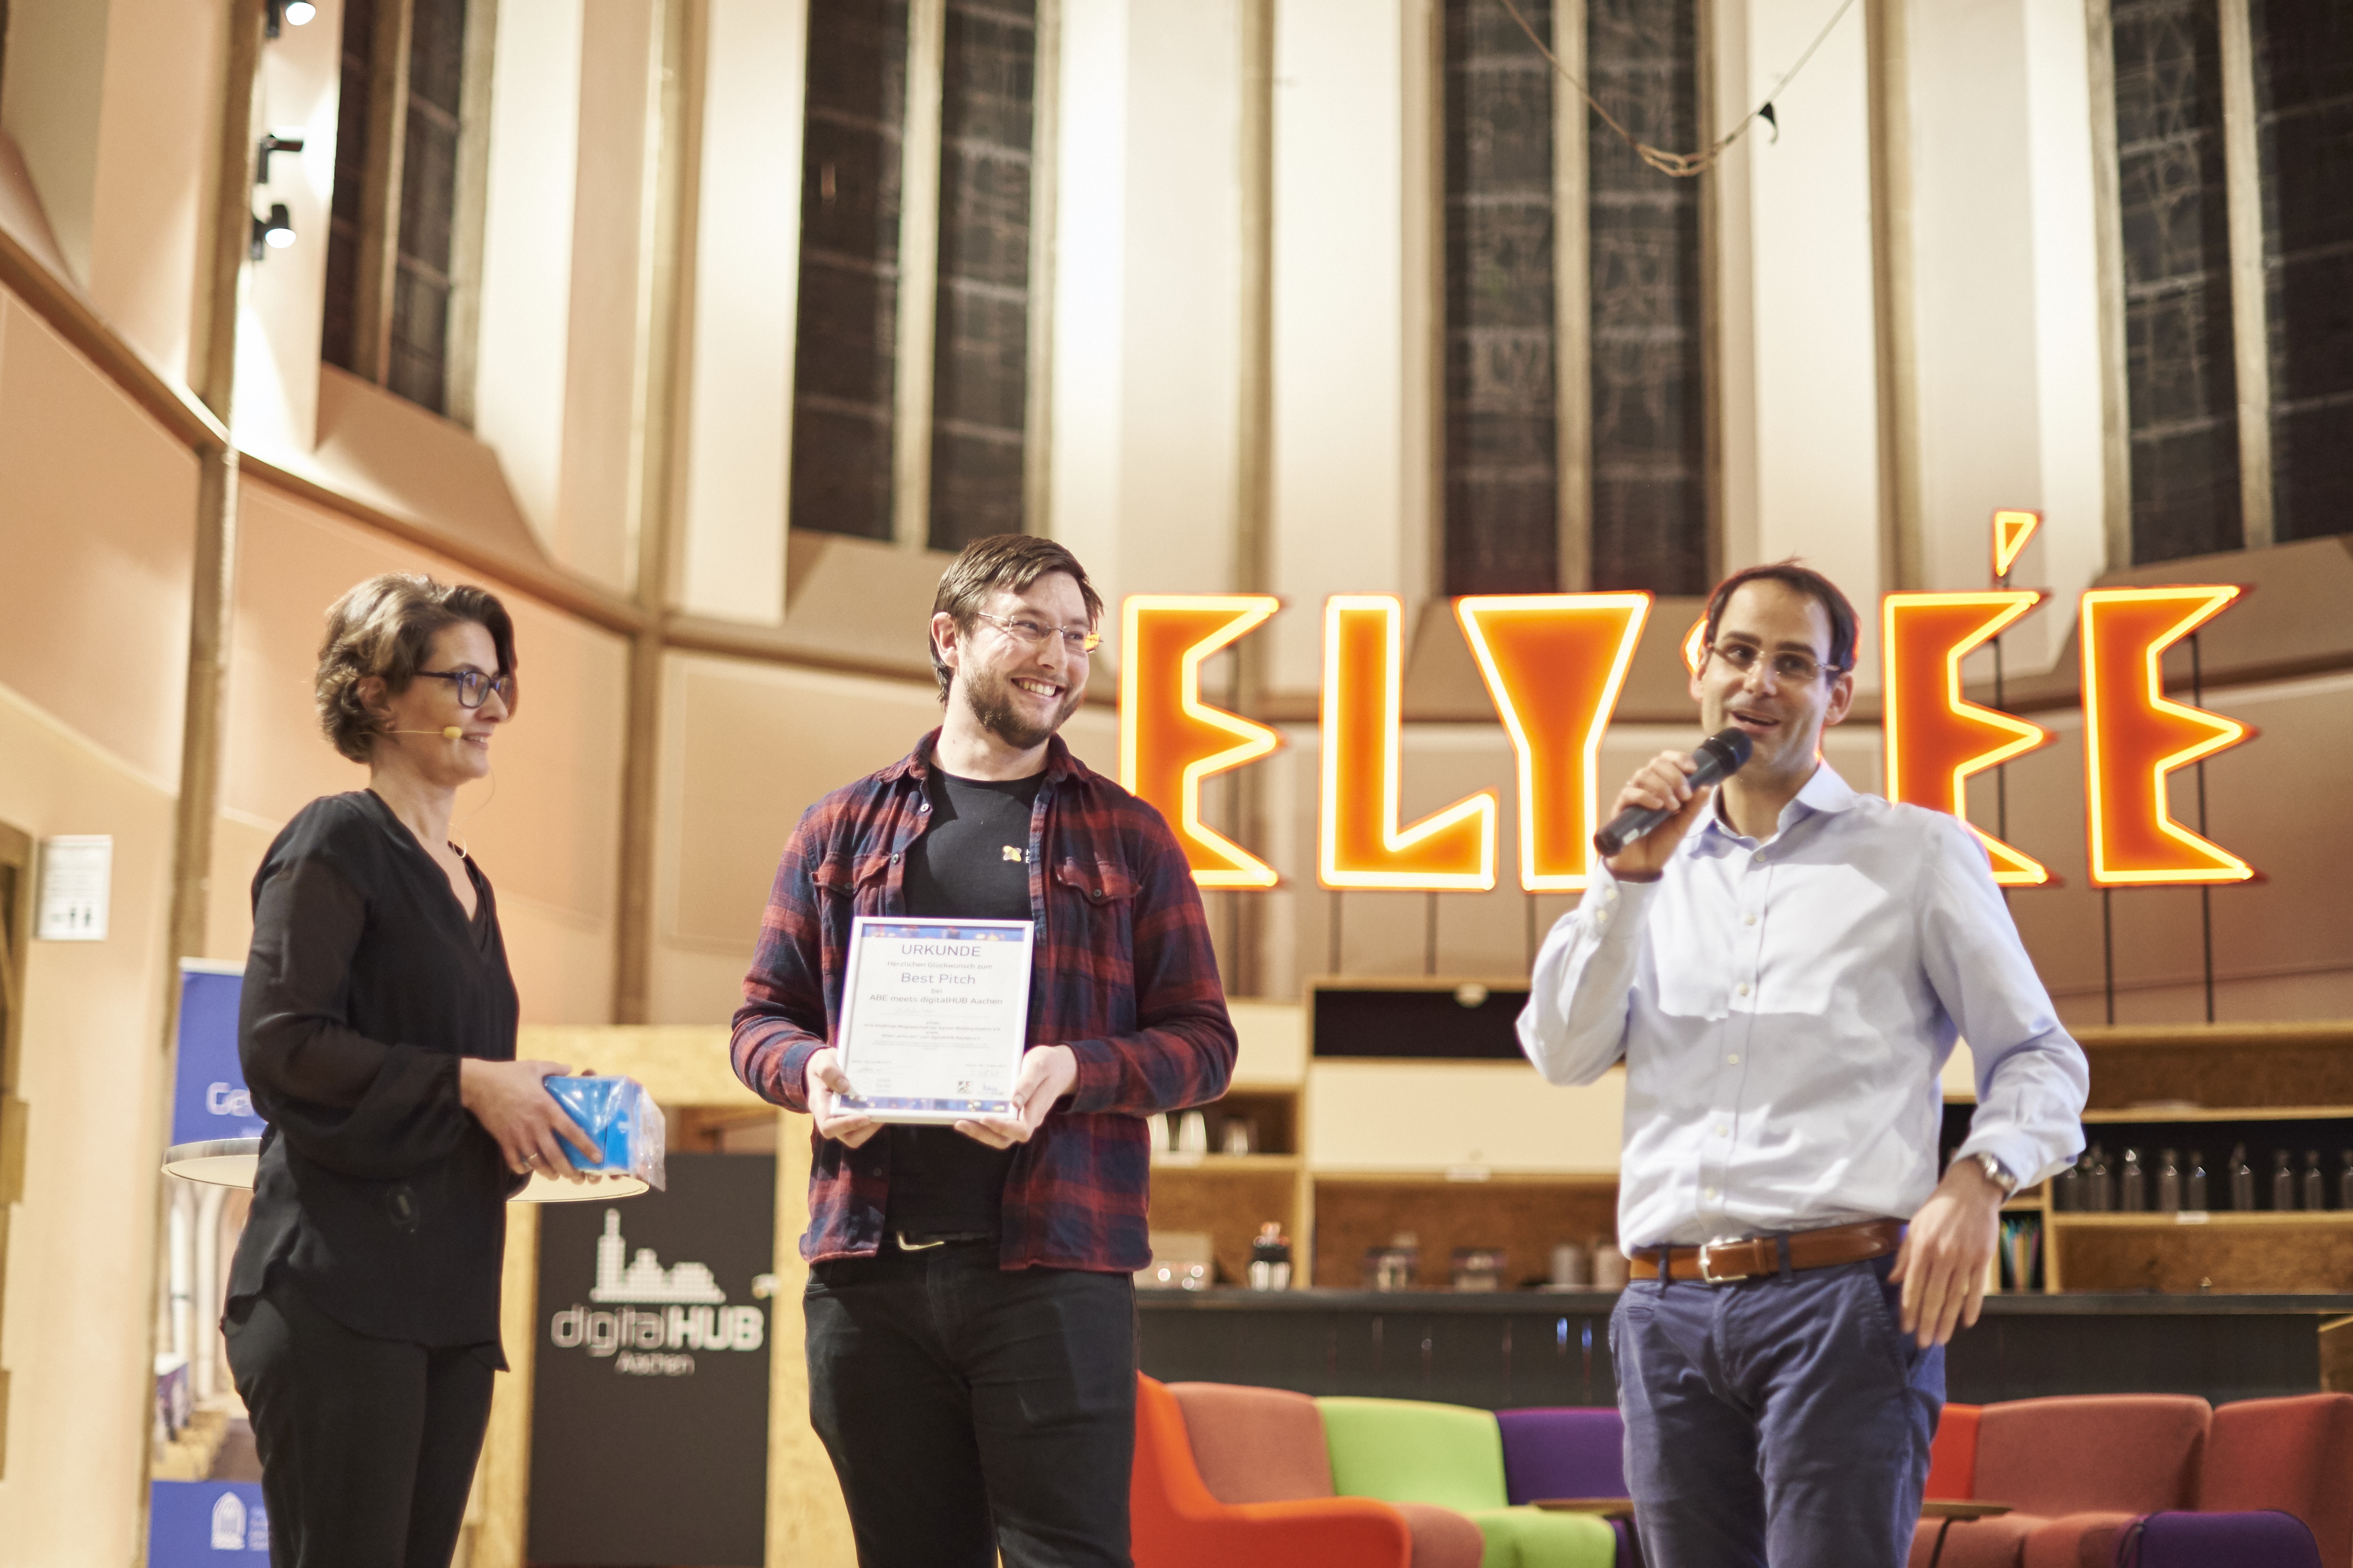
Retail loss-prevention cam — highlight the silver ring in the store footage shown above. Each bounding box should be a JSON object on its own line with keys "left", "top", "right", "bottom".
{"left": 523, "top": 1151, "right": 541, "bottom": 1164}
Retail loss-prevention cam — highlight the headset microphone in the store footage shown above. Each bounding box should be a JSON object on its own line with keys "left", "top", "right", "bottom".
{"left": 389, "top": 727, "right": 467, "bottom": 739}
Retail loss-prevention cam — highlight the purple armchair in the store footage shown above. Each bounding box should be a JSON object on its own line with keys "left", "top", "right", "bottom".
{"left": 1497, "top": 1407, "right": 1641, "bottom": 1568}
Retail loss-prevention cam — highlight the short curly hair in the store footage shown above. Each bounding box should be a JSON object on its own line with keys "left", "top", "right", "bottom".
{"left": 314, "top": 574, "right": 519, "bottom": 762}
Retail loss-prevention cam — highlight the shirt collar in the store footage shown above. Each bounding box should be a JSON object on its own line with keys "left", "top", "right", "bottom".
{"left": 1689, "top": 759, "right": 1858, "bottom": 854}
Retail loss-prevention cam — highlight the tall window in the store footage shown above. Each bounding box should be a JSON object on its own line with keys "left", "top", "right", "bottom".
{"left": 1441, "top": 0, "right": 1710, "bottom": 598}
{"left": 0, "top": 823, "right": 29, "bottom": 1478}
{"left": 323, "top": 0, "right": 482, "bottom": 416}
{"left": 789, "top": 0, "right": 1047, "bottom": 550}
{"left": 2108, "top": 0, "right": 2353, "bottom": 562}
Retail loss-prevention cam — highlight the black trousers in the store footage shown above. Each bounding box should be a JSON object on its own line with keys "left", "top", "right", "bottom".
{"left": 222, "top": 1274, "right": 495, "bottom": 1568}
{"left": 805, "top": 1242, "right": 1138, "bottom": 1568}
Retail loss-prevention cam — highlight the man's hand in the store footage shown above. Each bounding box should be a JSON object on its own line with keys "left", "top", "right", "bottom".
{"left": 461, "top": 1059, "right": 601, "bottom": 1180}
{"left": 954, "top": 1045, "right": 1079, "bottom": 1150}
{"left": 1889, "top": 1157, "right": 2007, "bottom": 1347}
{"left": 806, "top": 1047, "right": 883, "bottom": 1148}
{"left": 1603, "top": 751, "right": 1716, "bottom": 879}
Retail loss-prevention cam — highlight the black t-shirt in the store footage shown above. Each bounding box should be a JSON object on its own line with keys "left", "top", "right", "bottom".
{"left": 885, "top": 768, "right": 1044, "bottom": 1238}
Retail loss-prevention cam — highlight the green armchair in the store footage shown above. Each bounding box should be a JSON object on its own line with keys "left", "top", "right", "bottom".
{"left": 1316, "top": 1396, "right": 1618, "bottom": 1568}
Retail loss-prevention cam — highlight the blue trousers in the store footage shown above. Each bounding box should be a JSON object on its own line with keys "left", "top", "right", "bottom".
{"left": 1611, "top": 1253, "right": 1942, "bottom": 1568}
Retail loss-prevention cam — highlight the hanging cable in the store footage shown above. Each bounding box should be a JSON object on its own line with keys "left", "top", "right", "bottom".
{"left": 1491, "top": 0, "right": 1860, "bottom": 178}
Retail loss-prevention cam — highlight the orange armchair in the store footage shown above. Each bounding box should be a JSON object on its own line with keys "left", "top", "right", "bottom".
{"left": 1131, "top": 1375, "right": 1416, "bottom": 1568}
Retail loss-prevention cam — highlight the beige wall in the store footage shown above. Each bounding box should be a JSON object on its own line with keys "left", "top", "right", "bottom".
{"left": 0, "top": 293, "right": 199, "bottom": 788}
{"left": 211, "top": 482, "right": 629, "bottom": 1018}
{"left": 0, "top": 687, "right": 178, "bottom": 1566}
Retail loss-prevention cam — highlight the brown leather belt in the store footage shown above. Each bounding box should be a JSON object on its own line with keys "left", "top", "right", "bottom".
{"left": 1627, "top": 1219, "right": 1904, "bottom": 1285}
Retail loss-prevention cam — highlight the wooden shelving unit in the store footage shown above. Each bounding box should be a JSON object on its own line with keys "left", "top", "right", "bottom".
{"left": 1953, "top": 1024, "right": 2353, "bottom": 1296}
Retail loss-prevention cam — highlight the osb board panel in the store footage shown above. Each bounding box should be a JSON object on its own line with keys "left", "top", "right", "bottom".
{"left": 1147, "top": 1166, "right": 1299, "bottom": 1286}
{"left": 1313, "top": 1181, "right": 1621, "bottom": 1291}
{"left": 2085, "top": 1042, "right": 2353, "bottom": 1109}
{"left": 2321, "top": 1317, "right": 2353, "bottom": 1394}
{"left": 2057, "top": 1224, "right": 2353, "bottom": 1293}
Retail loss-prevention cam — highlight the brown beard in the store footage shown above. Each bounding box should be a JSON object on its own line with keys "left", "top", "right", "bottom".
{"left": 963, "top": 662, "right": 1078, "bottom": 751}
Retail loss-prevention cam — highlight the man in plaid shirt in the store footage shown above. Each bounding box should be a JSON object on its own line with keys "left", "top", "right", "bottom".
{"left": 732, "top": 535, "right": 1237, "bottom": 1567}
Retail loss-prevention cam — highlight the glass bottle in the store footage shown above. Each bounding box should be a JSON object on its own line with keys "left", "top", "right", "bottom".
{"left": 2303, "top": 1152, "right": 2325, "bottom": 1212}
{"left": 2185, "top": 1150, "right": 2208, "bottom": 1212}
{"left": 2121, "top": 1148, "right": 2146, "bottom": 1211}
{"left": 2055, "top": 1158, "right": 2082, "bottom": 1212}
{"left": 2157, "top": 1150, "right": 2181, "bottom": 1213}
{"left": 2272, "top": 1150, "right": 2296, "bottom": 1211}
{"left": 2087, "top": 1145, "right": 2113, "bottom": 1213}
{"left": 2230, "top": 1144, "right": 2255, "bottom": 1212}
{"left": 2339, "top": 1151, "right": 2353, "bottom": 1211}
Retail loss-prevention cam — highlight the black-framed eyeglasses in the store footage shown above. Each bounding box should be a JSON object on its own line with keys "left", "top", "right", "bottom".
{"left": 973, "top": 610, "right": 1103, "bottom": 655}
{"left": 417, "top": 669, "right": 516, "bottom": 709}
{"left": 1707, "top": 639, "right": 1845, "bottom": 685}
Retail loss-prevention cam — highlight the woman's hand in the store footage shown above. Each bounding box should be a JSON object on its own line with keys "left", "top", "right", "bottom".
{"left": 805, "top": 1048, "right": 884, "bottom": 1148}
{"left": 460, "top": 1058, "right": 601, "bottom": 1179}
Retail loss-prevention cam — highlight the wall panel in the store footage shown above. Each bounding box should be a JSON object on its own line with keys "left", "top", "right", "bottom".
{"left": 0, "top": 293, "right": 200, "bottom": 789}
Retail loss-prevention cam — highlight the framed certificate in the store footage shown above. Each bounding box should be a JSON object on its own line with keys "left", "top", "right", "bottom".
{"left": 834, "top": 916, "right": 1035, "bottom": 1123}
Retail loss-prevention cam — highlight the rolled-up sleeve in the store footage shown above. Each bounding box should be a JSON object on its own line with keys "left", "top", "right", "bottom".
{"left": 1518, "top": 868, "right": 1655, "bottom": 1087}
{"left": 1918, "top": 815, "right": 2089, "bottom": 1188}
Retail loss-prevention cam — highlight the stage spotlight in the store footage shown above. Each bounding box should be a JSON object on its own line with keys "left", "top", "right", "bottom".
{"left": 251, "top": 204, "right": 296, "bottom": 260}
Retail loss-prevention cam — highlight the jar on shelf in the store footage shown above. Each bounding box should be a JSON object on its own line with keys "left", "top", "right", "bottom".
{"left": 1249, "top": 1223, "right": 1292, "bottom": 1291}
{"left": 1450, "top": 1248, "right": 1506, "bottom": 1293}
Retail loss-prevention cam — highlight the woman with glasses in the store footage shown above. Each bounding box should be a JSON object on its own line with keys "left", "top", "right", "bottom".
{"left": 223, "top": 573, "right": 596, "bottom": 1568}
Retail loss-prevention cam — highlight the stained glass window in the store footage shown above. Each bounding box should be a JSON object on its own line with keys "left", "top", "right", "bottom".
{"left": 1440, "top": 0, "right": 1709, "bottom": 597}
{"left": 789, "top": 0, "right": 909, "bottom": 541}
{"left": 928, "top": 1, "right": 1037, "bottom": 552}
{"left": 2112, "top": 0, "right": 2243, "bottom": 562}
{"left": 2251, "top": 0, "right": 2353, "bottom": 544}
{"left": 1442, "top": 0, "right": 1559, "bottom": 597}
{"left": 1585, "top": 0, "right": 1707, "bottom": 595}
{"left": 320, "top": 0, "right": 473, "bottom": 415}
{"left": 791, "top": 0, "right": 1040, "bottom": 547}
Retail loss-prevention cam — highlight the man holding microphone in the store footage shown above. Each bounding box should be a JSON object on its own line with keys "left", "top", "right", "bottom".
{"left": 1519, "top": 562, "right": 2088, "bottom": 1567}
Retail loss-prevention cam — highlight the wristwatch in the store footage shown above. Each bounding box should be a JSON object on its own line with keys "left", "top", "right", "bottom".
{"left": 1970, "top": 1151, "right": 2018, "bottom": 1198}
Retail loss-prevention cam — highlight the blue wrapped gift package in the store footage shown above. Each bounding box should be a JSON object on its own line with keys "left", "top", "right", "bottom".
{"left": 543, "top": 1075, "right": 667, "bottom": 1191}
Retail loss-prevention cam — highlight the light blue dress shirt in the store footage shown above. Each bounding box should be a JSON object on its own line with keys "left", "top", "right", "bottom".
{"left": 1519, "top": 762, "right": 2088, "bottom": 1250}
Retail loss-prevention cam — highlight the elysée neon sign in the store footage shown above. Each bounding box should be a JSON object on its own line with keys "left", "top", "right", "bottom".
{"left": 1119, "top": 588, "right": 2254, "bottom": 891}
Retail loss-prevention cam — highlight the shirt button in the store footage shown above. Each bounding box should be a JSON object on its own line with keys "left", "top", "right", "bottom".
{"left": 1744, "top": 913, "right": 1757, "bottom": 926}
{"left": 1726, "top": 1054, "right": 1740, "bottom": 1064}
{"left": 1703, "top": 1187, "right": 1718, "bottom": 1202}
{"left": 1714, "top": 1126, "right": 1729, "bottom": 1138}
{"left": 1736, "top": 982, "right": 1751, "bottom": 997}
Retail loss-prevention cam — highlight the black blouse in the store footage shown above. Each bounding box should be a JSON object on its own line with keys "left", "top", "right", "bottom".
{"left": 226, "top": 790, "right": 520, "bottom": 1350}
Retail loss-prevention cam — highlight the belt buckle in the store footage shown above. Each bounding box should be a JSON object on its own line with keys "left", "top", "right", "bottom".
{"left": 1695, "top": 1241, "right": 1739, "bottom": 1285}
{"left": 894, "top": 1230, "right": 948, "bottom": 1252}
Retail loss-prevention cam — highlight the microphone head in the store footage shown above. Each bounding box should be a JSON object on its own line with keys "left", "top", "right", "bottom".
{"left": 444, "top": 726, "right": 464, "bottom": 739}
{"left": 1697, "top": 726, "right": 1755, "bottom": 774}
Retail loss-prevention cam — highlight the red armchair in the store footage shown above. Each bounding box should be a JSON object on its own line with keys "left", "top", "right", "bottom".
{"left": 2200, "top": 1393, "right": 2353, "bottom": 1568}
{"left": 1131, "top": 1375, "right": 1421, "bottom": 1568}
{"left": 1907, "top": 1394, "right": 2211, "bottom": 1568}
{"left": 1924, "top": 1404, "right": 1982, "bottom": 1502}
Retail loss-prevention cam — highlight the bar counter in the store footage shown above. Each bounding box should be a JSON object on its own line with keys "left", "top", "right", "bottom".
{"left": 1136, "top": 1289, "right": 2353, "bottom": 1410}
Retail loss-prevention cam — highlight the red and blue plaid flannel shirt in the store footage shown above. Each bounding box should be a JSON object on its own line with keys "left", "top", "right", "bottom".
{"left": 731, "top": 729, "right": 1237, "bottom": 1272}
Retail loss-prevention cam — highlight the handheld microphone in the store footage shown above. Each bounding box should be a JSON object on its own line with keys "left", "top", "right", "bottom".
{"left": 389, "top": 727, "right": 467, "bottom": 739}
{"left": 1592, "top": 727, "right": 1755, "bottom": 858}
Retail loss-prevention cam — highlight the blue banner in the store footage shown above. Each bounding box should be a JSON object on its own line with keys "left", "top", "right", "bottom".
{"left": 171, "top": 962, "right": 261, "bottom": 1148}
{"left": 149, "top": 1481, "right": 269, "bottom": 1562}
